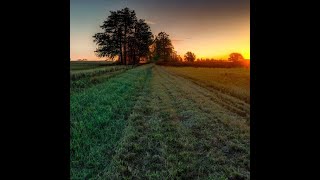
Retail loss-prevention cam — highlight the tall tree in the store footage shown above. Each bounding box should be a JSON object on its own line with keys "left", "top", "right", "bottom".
{"left": 154, "top": 32, "right": 174, "bottom": 61}
{"left": 128, "top": 19, "right": 153, "bottom": 65}
{"left": 93, "top": 11, "right": 121, "bottom": 62}
{"left": 93, "top": 8, "right": 153, "bottom": 65}
{"left": 118, "top": 8, "right": 137, "bottom": 65}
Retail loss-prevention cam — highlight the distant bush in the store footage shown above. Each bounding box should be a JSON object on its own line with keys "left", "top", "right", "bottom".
{"left": 228, "top": 53, "right": 244, "bottom": 62}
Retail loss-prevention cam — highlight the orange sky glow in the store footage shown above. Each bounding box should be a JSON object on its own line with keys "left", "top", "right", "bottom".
{"left": 71, "top": 0, "right": 250, "bottom": 61}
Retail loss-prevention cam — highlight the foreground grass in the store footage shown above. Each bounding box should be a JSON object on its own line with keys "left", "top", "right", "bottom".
{"left": 163, "top": 66, "right": 250, "bottom": 103}
{"left": 70, "top": 64, "right": 153, "bottom": 179}
{"left": 71, "top": 64, "right": 249, "bottom": 179}
{"left": 99, "top": 65, "right": 249, "bottom": 179}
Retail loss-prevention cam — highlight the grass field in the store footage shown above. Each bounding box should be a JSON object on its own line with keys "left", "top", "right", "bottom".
{"left": 70, "top": 63, "right": 250, "bottom": 179}
{"left": 164, "top": 67, "right": 250, "bottom": 103}
{"left": 70, "top": 64, "right": 132, "bottom": 93}
{"left": 70, "top": 61, "right": 115, "bottom": 71}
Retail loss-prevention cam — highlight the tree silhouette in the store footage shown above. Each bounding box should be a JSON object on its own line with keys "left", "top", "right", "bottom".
{"left": 131, "top": 19, "right": 154, "bottom": 64}
{"left": 93, "top": 7, "right": 153, "bottom": 65}
{"left": 228, "top": 53, "right": 244, "bottom": 62}
{"left": 93, "top": 11, "right": 121, "bottom": 61}
{"left": 184, "top": 51, "right": 196, "bottom": 62}
{"left": 154, "top": 32, "right": 174, "bottom": 61}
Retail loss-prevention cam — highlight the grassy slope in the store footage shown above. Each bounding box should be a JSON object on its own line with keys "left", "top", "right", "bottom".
{"left": 163, "top": 67, "right": 250, "bottom": 103}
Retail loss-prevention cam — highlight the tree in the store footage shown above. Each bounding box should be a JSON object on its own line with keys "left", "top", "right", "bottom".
{"left": 130, "top": 19, "right": 154, "bottom": 64}
{"left": 118, "top": 8, "right": 137, "bottom": 65}
{"left": 93, "top": 11, "right": 122, "bottom": 62}
{"left": 228, "top": 53, "right": 244, "bottom": 62}
{"left": 93, "top": 7, "right": 153, "bottom": 65}
{"left": 154, "top": 32, "right": 174, "bottom": 61}
{"left": 184, "top": 51, "right": 196, "bottom": 62}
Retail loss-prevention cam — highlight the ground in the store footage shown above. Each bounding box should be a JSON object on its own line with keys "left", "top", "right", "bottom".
{"left": 70, "top": 63, "right": 250, "bottom": 179}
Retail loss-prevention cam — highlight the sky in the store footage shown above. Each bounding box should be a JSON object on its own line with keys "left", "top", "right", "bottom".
{"left": 71, "top": 0, "right": 250, "bottom": 60}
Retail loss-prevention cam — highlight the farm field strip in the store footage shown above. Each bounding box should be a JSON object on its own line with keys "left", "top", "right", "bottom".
{"left": 164, "top": 66, "right": 250, "bottom": 103}
{"left": 157, "top": 66, "right": 250, "bottom": 120}
{"left": 154, "top": 66, "right": 250, "bottom": 178}
{"left": 96, "top": 65, "right": 249, "bottom": 179}
{"left": 70, "top": 65, "right": 137, "bottom": 94}
{"left": 71, "top": 69, "right": 128, "bottom": 94}
{"left": 71, "top": 65, "right": 130, "bottom": 81}
{"left": 70, "top": 61, "right": 116, "bottom": 71}
{"left": 70, "top": 64, "right": 153, "bottom": 179}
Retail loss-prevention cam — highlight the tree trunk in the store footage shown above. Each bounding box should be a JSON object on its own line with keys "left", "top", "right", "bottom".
{"left": 124, "top": 21, "right": 127, "bottom": 65}
{"left": 119, "top": 32, "right": 123, "bottom": 64}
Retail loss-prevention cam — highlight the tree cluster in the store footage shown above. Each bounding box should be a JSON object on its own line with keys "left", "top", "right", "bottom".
{"left": 93, "top": 8, "right": 154, "bottom": 65}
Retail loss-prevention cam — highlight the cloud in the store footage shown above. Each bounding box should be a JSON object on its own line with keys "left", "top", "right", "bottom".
{"left": 145, "top": 20, "right": 156, "bottom": 25}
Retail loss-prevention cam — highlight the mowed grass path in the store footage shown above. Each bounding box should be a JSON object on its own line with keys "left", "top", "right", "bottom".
{"left": 71, "top": 64, "right": 250, "bottom": 179}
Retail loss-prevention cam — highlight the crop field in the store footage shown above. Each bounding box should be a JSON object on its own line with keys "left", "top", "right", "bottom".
{"left": 70, "top": 63, "right": 250, "bottom": 179}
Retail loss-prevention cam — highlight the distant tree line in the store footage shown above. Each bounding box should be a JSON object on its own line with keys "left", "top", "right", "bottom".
{"left": 156, "top": 52, "right": 249, "bottom": 68}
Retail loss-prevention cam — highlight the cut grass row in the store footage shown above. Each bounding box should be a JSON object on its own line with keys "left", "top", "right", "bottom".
{"left": 70, "top": 61, "right": 116, "bottom": 71}
{"left": 70, "top": 64, "right": 153, "bottom": 179}
{"left": 71, "top": 65, "right": 129, "bottom": 81}
{"left": 70, "top": 65, "right": 134, "bottom": 94}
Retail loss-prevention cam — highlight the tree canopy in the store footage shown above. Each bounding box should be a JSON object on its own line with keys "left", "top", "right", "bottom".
{"left": 93, "top": 7, "right": 153, "bottom": 65}
{"left": 154, "top": 32, "right": 174, "bottom": 61}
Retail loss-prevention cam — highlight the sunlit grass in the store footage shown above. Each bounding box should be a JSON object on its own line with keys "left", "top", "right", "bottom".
{"left": 164, "top": 66, "right": 250, "bottom": 103}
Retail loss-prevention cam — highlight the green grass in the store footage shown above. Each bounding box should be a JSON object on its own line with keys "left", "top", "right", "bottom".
{"left": 71, "top": 65, "right": 128, "bottom": 78}
{"left": 71, "top": 64, "right": 250, "bottom": 179}
{"left": 163, "top": 66, "right": 250, "bottom": 103}
{"left": 71, "top": 64, "right": 153, "bottom": 179}
{"left": 70, "top": 65, "right": 133, "bottom": 93}
{"left": 70, "top": 61, "right": 115, "bottom": 71}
